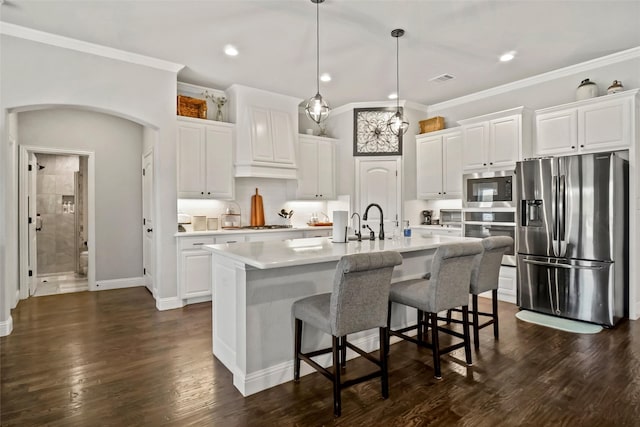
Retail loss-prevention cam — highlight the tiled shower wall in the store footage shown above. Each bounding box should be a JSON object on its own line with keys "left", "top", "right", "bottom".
{"left": 36, "top": 154, "right": 79, "bottom": 275}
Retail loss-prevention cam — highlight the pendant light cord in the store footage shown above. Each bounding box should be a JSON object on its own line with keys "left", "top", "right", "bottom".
{"left": 396, "top": 33, "right": 400, "bottom": 112}
{"left": 316, "top": 0, "right": 320, "bottom": 95}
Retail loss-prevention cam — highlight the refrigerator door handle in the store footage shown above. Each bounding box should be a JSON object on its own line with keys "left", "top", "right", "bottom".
{"left": 523, "top": 259, "right": 606, "bottom": 270}
{"left": 551, "top": 175, "right": 559, "bottom": 256}
{"left": 558, "top": 174, "right": 567, "bottom": 256}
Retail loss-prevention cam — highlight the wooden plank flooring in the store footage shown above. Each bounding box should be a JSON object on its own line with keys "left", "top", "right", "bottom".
{"left": 2, "top": 287, "right": 640, "bottom": 426}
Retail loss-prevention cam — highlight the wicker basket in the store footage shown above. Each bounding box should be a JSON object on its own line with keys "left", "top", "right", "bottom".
{"left": 419, "top": 116, "right": 445, "bottom": 134}
{"left": 177, "top": 95, "right": 207, "bottom": 119}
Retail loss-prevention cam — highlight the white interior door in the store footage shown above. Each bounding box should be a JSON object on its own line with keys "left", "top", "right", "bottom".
{"left": 28, "top": 152, "right": 38, "bottom": 295}
{"left": 356, "top": 158, "right": 401, "bottom": 236}
{"left": 142, "top": 150, "right": 155, "bottom": 294}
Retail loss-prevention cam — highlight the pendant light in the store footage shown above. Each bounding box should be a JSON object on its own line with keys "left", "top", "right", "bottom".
{"left": 387, "top": 28, "right": 409, "bottom": 136}
{"left": 304, "top": 0, "right": 330, "bottom": 124}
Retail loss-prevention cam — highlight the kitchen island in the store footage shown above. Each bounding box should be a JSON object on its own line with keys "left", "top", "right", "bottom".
{"left": 204, "top": 235, "right": 477, "bottom": 396}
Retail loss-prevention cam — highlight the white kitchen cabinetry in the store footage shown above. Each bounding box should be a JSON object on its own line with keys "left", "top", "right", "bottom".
{"left": 416, "top": 128, "right": 462, "bottom": 199}
{"left": 245, "top": 231, "right": 304, "bottom": 242}
{"left": 534, "top": 90, "right": 638, "bottom": 157}
{"left": 177, "top": 117, "right": 234, "bottom": 199}
{"left": 477, "top": 265, "right": 516, "bottom": 304}
{"left": 178, "top": 236, "right": 215, "bottom": 301}
{"left": 415, "top": 226, "right": 462, "bottom": 237}
{"left": 303, "top": 228, "right": 332, "bottom": 238}
{"left": 227, "top": 84, "right": 301, "bottom": 179}
{"left": 459, "top": 107, "right": 530, "bottom": 172}
{"left": 297, "top": 135, "right": 336, "bottom": 200}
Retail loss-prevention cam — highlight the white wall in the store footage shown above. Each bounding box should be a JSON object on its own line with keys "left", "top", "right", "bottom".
{"left": 19, "top": 108, "right": 143, "bottom": 281}
{"left": 1, "top": 33, "right": 181, "bottom": 329}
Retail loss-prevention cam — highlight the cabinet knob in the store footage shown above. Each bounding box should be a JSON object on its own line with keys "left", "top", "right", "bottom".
{"left": 489, "top": 162, "right": 493, "bottom": 165}
{"left": 201, "top": 192, "right": 204, "bottom": 195}
{"left": 315, "top": 194, "right": 318, "bottom": 197}
{"left": 207, "top": 192, "right": 211, "bottom": 195}
{"left": 580, "top": 145, "right": 584, "bottom": 148}
{"left": 483, "top": 163, "right": 487, "bottom": 166}
{"left": 571, "top": 146, "right": 575, "bottom": 149}
{"left": 443, "top": 192, "right": 446, "bottom": 194}
{"left": 438, "top": 192, "right": 442, "bottom": 195}
{"left": 147, "top": 228, "right": 153, "bottom": 233}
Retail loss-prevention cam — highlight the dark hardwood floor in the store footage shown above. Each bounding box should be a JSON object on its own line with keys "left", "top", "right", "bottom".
{"left": 2, "top": 288, "right": 640, "bottom": 426}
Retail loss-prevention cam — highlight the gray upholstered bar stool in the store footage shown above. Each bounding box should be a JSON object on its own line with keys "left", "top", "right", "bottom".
{"left": 387, "top": 241, "right": 483, "bottom": 379}
{"left": 446, "top": 236, "right": 514, "bottom": 348}
{"left": 292, "top": 251, "right": 403, "bottom": 417}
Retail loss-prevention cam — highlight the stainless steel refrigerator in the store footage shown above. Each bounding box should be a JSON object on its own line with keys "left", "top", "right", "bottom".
{"left": 515, "top": 152, "right": 628, "bottom": 327}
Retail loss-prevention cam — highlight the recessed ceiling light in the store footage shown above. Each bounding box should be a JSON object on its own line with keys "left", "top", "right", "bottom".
{"left": 320, "top": 73, "right": 331, "bottom": 82}
{"left": 388, "top": 93, "right": 398, "bottom": 100}
{"left": 500, "top": 51, "right": 516, "bottom": 62}
{"left": 224, "top": 45, "right": 239, "bottom": 56}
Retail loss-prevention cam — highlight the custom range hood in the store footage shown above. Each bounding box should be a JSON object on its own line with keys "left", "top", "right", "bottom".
{"left": 227, "top": 84, "right": 302, "bottom": 179}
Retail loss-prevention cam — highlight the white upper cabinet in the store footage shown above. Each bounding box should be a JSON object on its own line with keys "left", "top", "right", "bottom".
{"left": 417, "top": 128, "right": 462, "bottom": 199}
{"left": 227, "top": 84, "right": 301, "bottom": 179}
{"left": 177, "top": 117, "right": 234, "bottom": 199}
{"left": 459, "top": 106, "right": 530, "bottom": 172}
{"left": 534, "top": 90, "right": 638, "bottom": 157}
{"left": 296, "top": 135, "right": 336, "bottom": 200}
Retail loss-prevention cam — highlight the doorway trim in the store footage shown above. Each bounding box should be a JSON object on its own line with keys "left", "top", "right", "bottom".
{"left": 354, "top": 156, "right": 403, "bottom": 226}
{"left": 18, "top": 145, "right": 96, "bottom": 298}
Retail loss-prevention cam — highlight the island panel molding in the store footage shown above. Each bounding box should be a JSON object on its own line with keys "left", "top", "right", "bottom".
{"left": 353, "top": 107, "right": 403, "bottom": 156}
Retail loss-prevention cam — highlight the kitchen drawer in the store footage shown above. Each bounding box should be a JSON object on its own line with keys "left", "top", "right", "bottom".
{"left": 178, "top": 236, "right": 215, "bottom": 250}
{"left": 215, "top": 235, "right": 246, "bottom": 244}
{"left": 303, "top": 229, "right": 332, "bottom": 238}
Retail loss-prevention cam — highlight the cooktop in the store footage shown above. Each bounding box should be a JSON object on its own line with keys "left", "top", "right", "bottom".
{"left": 241, "top": 225, "right": 293, "bottom": 230}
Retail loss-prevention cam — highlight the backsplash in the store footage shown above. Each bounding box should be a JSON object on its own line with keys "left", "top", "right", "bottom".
{"left": 178, "top": 178, "right": 348, "bottom": 228}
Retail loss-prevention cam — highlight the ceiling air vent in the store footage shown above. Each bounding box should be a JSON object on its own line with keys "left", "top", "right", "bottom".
{"left": 429, "top": 73, "right": 455, "bottom": 83}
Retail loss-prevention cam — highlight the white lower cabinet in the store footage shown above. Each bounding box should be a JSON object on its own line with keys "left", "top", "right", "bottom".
{"left": 245, "top": 231, "right": 304, "bottom": 242}
{"left": 178, "top": 236, "right": 215, "bottom": 301}
{"left": 303, "top": 229, "right": 332, "bottom": 238}
{"left": 416, "top": 227, "right": 462, "bottom": 237}
{"left": 497, "top": 266, "right": 517, "bottom": 304}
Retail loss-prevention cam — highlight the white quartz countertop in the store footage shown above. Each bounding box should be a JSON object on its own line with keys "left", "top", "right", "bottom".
{"left": 174, "top": 226, "right": 332, "bottom": 237}
{"left": 204, "top": 235, "right": 478, "bottom": 269}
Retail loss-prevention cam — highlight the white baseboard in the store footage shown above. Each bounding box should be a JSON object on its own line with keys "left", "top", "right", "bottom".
{"left": 0, "top": 316, "right": 14, "bottom": 337}
{"left": 185, "top": 295, "right": 212, "bottom": 305}
{"left": 233, "top": 329, "right": 415, "bottom": 397}
{"left": 632, "top": 301, "right": 640, "bottom": 321}
{"left": 95, "top": 276, "right": 144, "bottom": 291}
{"left": 13, "top": 289, "right": 19, "bottom": 309}
{"left": 156, "top": 296, "right": 183, "bottom": 311}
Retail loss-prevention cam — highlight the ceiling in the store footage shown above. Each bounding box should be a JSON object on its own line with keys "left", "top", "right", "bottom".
{"left": 2, "top": 0, "right": 640, "bottom": 108}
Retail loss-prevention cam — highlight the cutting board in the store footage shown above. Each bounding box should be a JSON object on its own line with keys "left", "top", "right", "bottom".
{"left": 250, "top": 188, "right": 265, "bottom": 226}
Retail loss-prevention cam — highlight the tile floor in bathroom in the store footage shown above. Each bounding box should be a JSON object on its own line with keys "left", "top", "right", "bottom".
{"left": 34, "top": 272, "right": 88, "bottom": 297}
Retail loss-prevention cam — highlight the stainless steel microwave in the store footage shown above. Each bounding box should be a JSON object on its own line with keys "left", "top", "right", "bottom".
{"left": 463, "top": 170, "right": 514, "bottom": 208}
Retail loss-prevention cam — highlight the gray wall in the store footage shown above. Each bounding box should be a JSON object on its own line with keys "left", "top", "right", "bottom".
{"left": 19, "top": 108, "right": 144, "bottom": 281}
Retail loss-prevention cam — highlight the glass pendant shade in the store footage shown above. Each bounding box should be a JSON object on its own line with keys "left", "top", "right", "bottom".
{"left": 305, "top": 0, "right": 330, "bottom": 125}
{"left": 387, "top": 28, "right": 409, "bottom": 136}
{"left": 305, "top": 93, "right": 330, "bottom": 124}
{"left": 389, "top": 110, "right": 410, "bottom": 136}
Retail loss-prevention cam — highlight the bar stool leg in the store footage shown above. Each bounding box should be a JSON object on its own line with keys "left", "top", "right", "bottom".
{"left": 386, "top": 302, "right": 392, "bottom": 358}
{"left": 430, "top": 312, "right": 442, "bottom": 379}
{"left": 492, "top": 289, "right": 499, "bottom": 339}
{"left": 294, "top": 318, "right": 302, "bottom": 381}
{"left": 340, "top": 336, "right": 347, "bottom": 372}
{"left": 417, "top": 309, "right": 424, "bottom": 345}
{"left": 462, "top": 305, "right": 473, "bottom": 366}
{"left": 332, "top": 336, "right": 341, "bottom": 417}
{"left": 379, "top": 327, "right": 389, "bottom": 399}
{"left": 472, "top": 294, "right": 480, "bottom": 349}
{"left": 446, "top": 309, "right": 452, "bottom": 324}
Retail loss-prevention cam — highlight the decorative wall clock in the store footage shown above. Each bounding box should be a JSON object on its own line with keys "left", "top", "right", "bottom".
{"left": 353, "top": 107, "right": 403, "bottom": 156}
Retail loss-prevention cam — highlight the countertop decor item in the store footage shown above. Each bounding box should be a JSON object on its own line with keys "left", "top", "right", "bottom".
{"left": 192, "top": 215, "right": 207, "bottom": 231}
{"left": 607, "top": 80, "right": 624, "bottom": 94}
{"left": 221, "top": 202, "right": 241, "bottom": 229}
{"left": 177, "top": 95, "right": 207, "bottom": 119}
{"left": 304, "top": 0, "right": 331, "bottom": 124}
{"left": 353, "top": 107, "right": 402, "bottom": 156}
{"left": 251, "top": 188, "right": 265, "bottom": 227}
{"left": 576, "top": 78, "right": 598, "bottom": 100}
{"left": 387, "top": 28, "right": 410, "bottom": 136}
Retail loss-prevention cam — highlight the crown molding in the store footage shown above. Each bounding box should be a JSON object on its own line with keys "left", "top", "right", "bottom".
{"left": 0, "top": 22, "right": 185, "bottom": 73}
{"left": 330, "top": 99, "right": 428, "bottom": 116}
{"left": 429, "top": 46, "right": 640, "bottom": 112}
